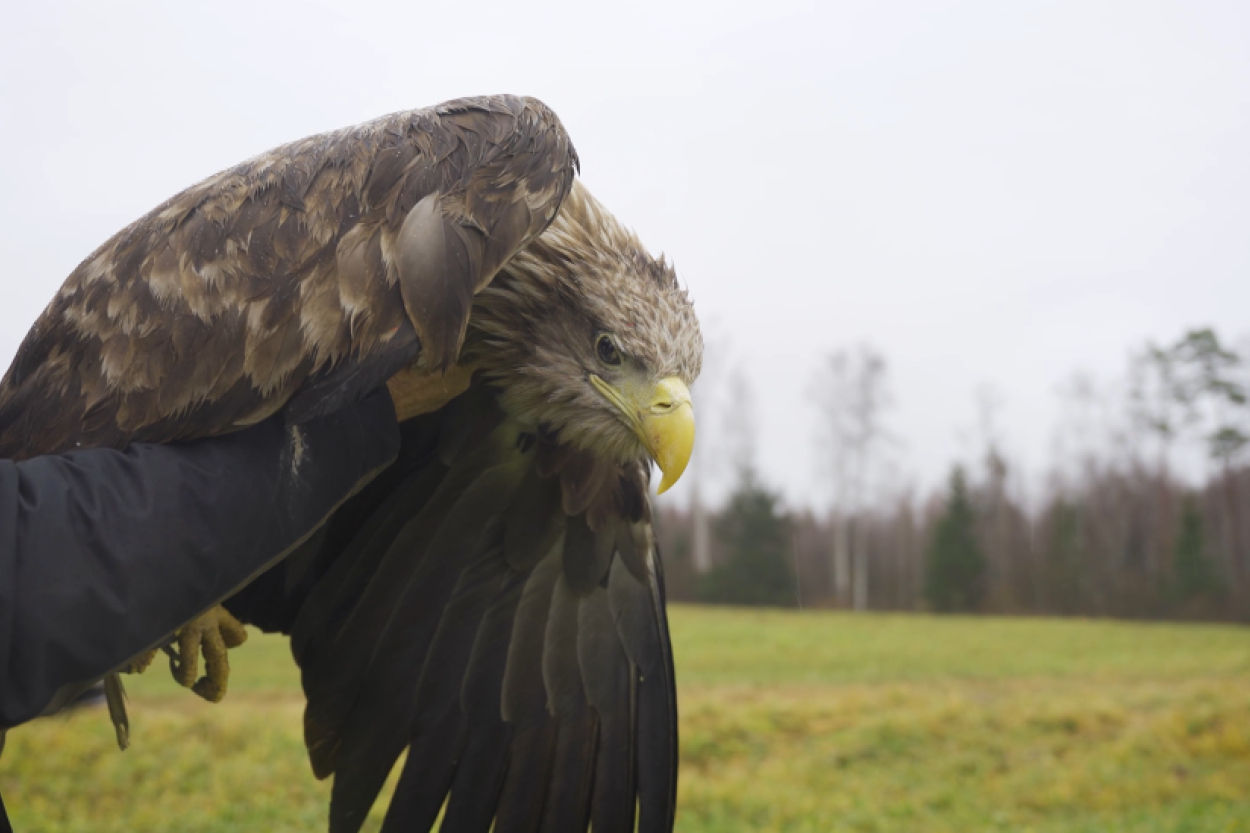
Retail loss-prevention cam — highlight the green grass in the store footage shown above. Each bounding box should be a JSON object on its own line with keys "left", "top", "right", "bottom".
{"left": 668, "top": 607, "right": 1250, "bottom": 685}
{"left": 3, "top": 606, "right": 1250, "bottom": 831}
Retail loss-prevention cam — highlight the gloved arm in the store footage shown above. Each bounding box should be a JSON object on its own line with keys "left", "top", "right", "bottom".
{"left": 0, "top": 390, "right": 399, "bottom": 729}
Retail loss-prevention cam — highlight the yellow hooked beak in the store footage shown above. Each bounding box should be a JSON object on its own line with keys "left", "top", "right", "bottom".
{"left": 590, "top": 375, "right": 695, "bottom": 495}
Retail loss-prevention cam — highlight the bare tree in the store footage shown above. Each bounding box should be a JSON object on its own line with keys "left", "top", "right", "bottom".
{"left": 1126, "top": 342, "right": 1193, "bottom": 579}
{"left": 971, "top": 383, "right": 1016, "bottom": 607}
{"left": 810, "top": 344, "right": 894, "bottom": 610}
{"left": 724, "top": 367, "right": 759, "bottom": 482}
{"left": 1051, "top": 372, "right": 1121, "bottom": 490}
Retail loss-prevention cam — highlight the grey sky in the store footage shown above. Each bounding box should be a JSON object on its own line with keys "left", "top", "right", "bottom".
{"left": 3, "top": 1, "right": 1248, "bottom": 508}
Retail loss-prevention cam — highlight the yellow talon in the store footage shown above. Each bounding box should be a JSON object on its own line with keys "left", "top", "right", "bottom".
{"left": 169, "top": 605, "right": 249, "bottom": 703}
{"left": 123, "top": 648, "right": 159, "bottom": 675}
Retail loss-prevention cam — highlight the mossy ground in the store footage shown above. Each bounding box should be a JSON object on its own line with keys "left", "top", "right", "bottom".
{"left": 3, "top": 606, "right": 1249, "bottom": 832}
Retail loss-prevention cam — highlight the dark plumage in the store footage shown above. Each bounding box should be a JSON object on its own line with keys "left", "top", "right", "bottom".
{"left": 0, "top": 95, "right": 575, "bottom": 457}
{"left": 0, "top": 94, "right": 700, "bottom": 832}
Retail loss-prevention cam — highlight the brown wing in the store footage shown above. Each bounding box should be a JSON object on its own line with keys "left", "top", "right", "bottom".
{"left": 0, "top": 95, "right": 577, "bottom": 459}
{"left": 226, "top": 385, "right": 679, "bottom": 833}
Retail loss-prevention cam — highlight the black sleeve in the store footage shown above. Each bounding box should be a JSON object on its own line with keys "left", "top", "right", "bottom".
{"left": 0, "top": 390, "right": 400, "bottom": 729}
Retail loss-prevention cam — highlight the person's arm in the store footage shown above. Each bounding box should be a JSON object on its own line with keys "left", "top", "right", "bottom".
{"left": 0, "top": 390, "right": 400, "bottom": 729}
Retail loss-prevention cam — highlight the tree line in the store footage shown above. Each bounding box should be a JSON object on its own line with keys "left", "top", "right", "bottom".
{"left": 657, "top": 328, "right": 1250, "bottom": 620}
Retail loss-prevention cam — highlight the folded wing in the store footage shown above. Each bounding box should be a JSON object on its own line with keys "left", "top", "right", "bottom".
{"left": 0, "top": 95, "right": 576, "bottom": 458}
{"left": 227, "top": 385, "right": 678, "bottom": 833}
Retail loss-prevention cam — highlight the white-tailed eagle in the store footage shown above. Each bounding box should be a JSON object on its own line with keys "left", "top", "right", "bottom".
{"left": 0, "top": 95, "right": 700, "bottom": 833}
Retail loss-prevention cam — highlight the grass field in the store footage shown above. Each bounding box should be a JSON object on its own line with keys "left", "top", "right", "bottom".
{"left": 3, "top": 607, "right": 1250, "bottom": 832}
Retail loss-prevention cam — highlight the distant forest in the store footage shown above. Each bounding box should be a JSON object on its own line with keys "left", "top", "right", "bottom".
{"left": 658, "top": 328, "right": 1250, "bottom": 621}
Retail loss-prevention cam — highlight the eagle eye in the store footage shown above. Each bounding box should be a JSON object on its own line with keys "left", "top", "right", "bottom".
{"left": 596, "top": 333, "right": 622, "bottom": 367}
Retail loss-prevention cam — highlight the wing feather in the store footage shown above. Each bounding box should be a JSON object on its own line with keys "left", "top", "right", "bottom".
{"left": 579, "top": 589, "right": 639, "bottom": 833}
{"left": 247, "top": 386, "right": 677, "bottom": 833}
{"left": 0, "top": 95, "right": 577, "bottom": 459}
{"left": 301, "top": 443, "right": 505, "bottom": 777}
{"left": 537, "top": 578, "right": 599, "bottom": 832}
{"left": 330, "top": 544, "right": 507, "bottom": 833}
{"left": 426, "top": 569, "right": 527, "bottom": 832}
{"left": 492, "top": 547, "right": 562, "bottom": 833}
{"left": 635, "top": 552, "right": 680, "bottom": 833}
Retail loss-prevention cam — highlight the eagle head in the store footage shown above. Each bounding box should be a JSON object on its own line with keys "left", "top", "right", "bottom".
{"left": 471, "top": 180, "right": 703, "bottom": 493}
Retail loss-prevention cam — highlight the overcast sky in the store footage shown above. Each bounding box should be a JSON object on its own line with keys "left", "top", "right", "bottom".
{"left": 2, "top": 0, "right": 1248, "bottom": 509}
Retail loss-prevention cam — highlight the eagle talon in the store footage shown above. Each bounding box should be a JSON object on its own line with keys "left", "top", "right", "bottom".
{"left": 169, "top": 605, "right": 249, "bottom": 704}
{"left": 123, "top": 648, "right": 159, "bottom": 675}
{"left": 162, "top": 642, "right": 181, "bottom": 676}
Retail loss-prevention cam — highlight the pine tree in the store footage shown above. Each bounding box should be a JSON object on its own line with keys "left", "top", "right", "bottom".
{"left": 699, "top": 469, "right": 796, "bottom": 607}
{"left": 924, "top": 467, "right": 986, "bottom": 612}
{"left": 1043, "top": 498, "right": 1086, "bottom": 614}
{"left": 1172, "top": 493, "right": 1219, "bottom": 601}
